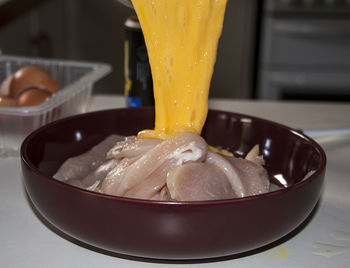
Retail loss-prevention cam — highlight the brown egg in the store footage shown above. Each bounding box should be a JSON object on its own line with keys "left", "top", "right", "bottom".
{"left": 15, "top": 87, "right": 52, "bottom": 107}
{"left": 0, "top": 95, "right": 15, "bottom": 106}
{"left": 10, "top": 65, "right": 59, "bottom": 98}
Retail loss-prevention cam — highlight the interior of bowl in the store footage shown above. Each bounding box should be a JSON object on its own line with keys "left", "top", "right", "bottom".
{"left": 21, "top": 107, "right": 326, "bottom": 201}
{"left": 203, "top": 110, "right": 326, "bottom": 189}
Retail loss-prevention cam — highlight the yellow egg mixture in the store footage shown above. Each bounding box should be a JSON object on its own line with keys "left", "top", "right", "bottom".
{"left": 132, "top": 0, "right": 228, "bottom": 139}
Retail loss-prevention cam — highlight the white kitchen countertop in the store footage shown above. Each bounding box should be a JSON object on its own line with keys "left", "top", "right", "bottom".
{"left": 89, "top": 95, "right": 350, "bottom": 134}
{"left": 1, "top": 95, "right": 350, "bottom": 268}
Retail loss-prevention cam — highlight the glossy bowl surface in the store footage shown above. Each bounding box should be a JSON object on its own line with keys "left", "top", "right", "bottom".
{"left": 21, "top": 107, "right": 326, "bottom": 260}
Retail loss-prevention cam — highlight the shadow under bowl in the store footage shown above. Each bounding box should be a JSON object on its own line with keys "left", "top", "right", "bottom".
{"left": 20, "top": 107, "right": 326, "bottom": 260}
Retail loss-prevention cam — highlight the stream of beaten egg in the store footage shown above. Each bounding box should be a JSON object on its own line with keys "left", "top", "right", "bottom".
{"left": 131, "top": 0, "right": 228, "bottom": 139}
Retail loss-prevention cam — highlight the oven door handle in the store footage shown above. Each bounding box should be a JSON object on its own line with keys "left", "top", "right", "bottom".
{"left": 273, "top": 21, "right": 350, "bottom": 38}
{"left": 268, "top": 72, "right": 350, "bottom": 89}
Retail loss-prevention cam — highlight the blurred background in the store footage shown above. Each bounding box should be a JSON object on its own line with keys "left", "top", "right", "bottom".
{"left": 0, "top": 0, "right": 349, "bottom": 101}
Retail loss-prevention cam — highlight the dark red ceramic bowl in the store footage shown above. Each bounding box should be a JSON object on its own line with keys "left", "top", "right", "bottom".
{"left": 21, "top": 107, "right": 326, "bottom": 260}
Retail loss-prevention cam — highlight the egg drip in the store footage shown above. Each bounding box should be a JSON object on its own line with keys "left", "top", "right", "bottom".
{"left": 133, "top": 0, "right": 228, "bottom": 139}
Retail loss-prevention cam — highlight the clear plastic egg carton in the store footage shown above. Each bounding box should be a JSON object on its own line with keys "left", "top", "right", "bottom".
{"left": 0, "top": 54, "right": 111, "bottom": 157}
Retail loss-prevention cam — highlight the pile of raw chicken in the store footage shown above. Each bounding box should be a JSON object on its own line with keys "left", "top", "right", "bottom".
{"left": 54, "top": 132, "right": 270, "bottom": 201}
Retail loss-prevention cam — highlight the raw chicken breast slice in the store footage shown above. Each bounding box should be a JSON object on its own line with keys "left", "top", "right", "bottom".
{"left": 124, "top": 158, "right": 177, "bottom": 200}
{"left": 100, "top": 132, "right": 208, "bottom": 197}
{"left": 53, "top": 135, "right": 124, "bottom": 182}
{"left": 226, "top": 157, "right": 270, "bottom": 196}
{"left": 107, "top": 136, "right": 162, "bottom": 160}
{"left": 167, "top": 162, "right": 237, "bottom": 201}
{"left": 206, "top": 151, "right": 247, "bottom": 197}
{"left": 152, "top": 186, "right": 171, "bottom": 201}
{"left": 81, "top": 158, "right": 120, "bottom": 188}
{"left": 63, "top": 159, "right": 120, "bottom": 190}
{"left": 245, "top": 144, "right": 265, "bottom": 166}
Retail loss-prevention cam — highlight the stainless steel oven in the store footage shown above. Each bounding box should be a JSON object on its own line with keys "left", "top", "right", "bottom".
{"left": 256, "top": 0, "right": 350, "bottom": 101}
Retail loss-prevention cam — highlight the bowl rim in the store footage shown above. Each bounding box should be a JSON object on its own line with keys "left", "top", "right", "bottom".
{"left": 21, "top": 107, "right": 327, "bottom": 206}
